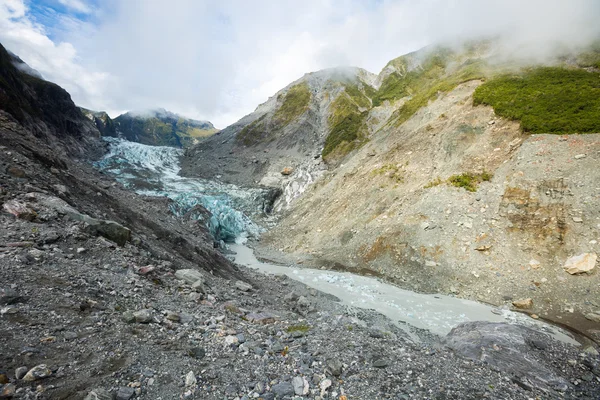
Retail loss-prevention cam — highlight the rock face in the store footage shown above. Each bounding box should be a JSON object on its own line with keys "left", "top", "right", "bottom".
{"left": 563, "top": 253, "right": 597, "bottom": 275}
{"left": 445, "top": 322, "right": 570, "bottom": 391}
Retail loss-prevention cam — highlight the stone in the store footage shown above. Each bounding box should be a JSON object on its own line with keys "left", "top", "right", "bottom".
{"left": 22, "top": 364, "right": 52, "bottom": 382}
{"left": 0, "top": 383, "right": 16, "bottom": 398}
{"left": 15, "top": 367, "right": 28, "bottom": 380}
{"left": 425, "top": 260, "right": 437, "bottom": 267}
{"left": 185, "top": 371, "right": 197, "bottom": 387}
{"left": 165, "top": 311, "right": 180, "bottom": 322}
{"left": 115, "top": 386, "right": 135, "bottom": 400}
{"left": 292, "top": 376, "right": 309, "bottom": 396}
{"left": 446, "top": 322, "right": 569, "bottom": 391}
{"left": 224, "top": 335, "right": 239, "bottom": 345}
{"left": 0, "top": 373, "right": 7, "bottom": 384}
{"left": 0, "top": 288, "right": 26, "bottom": 305}
{"left": 6, "top": 165, "right": 26, "bottom": 178}
{"left": 281, "top": 167, "right": 293, "bottom": 176}
{"left": 319, "top": 379, "right": 332, "bottom": 397}
{"left": 297, "top": 296, "right": 310, "bottom": 308}
{"left": 572, "top": 217, "right": 583, "bottom": 223}
{"left": 191, "top": 280, "right": 205, "bottom": 293}
{"left": 574, "top": 154, "right": 586, "bottom": 159}
{"left": 122, "top": 311, "right": 136, "bottom": 323}
{"left": 373, "top": 359, "right": 389, "bottom": 368}
{"left": 271, "top": 382, "right": 294, "bottom": 397}
{"left": 529, "top": 259, "right": 541, "bottom": 269}
{"left": 563, "top": 253, "right": 596, "bottom": 274}
{"left": 83, "top": 388, "right": 114, "bottom": 400}
{"left": 132, "top": 309, "right": 153, "bottom": 323}
{"left": 2, "top": 200, "right": 36, "bottom": 221}
{"left": 188, "top": 347, "right": 206, "bottom": 359}
{"left": 246, "top": 312, "right": 276, "bottom": 324}
{"left": 235, "top": 280, "right": 252, "bottom": 292}
{"left": 174, "top": 269, "right": 204, "bottom": 285}
{"left": 326, "top": 359, "right": 343, "bottom": 377}
{"left": 512, "top": 298, "right": 533, "bottom": 309}
{"left": 584, "top": 313, "right": 600, "bottom": 323}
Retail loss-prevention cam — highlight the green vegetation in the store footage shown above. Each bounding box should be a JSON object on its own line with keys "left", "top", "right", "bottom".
{"left": 237, "top": 114, "right": 268, "bottom": 146}
{"left": 322, "top": 88, "right": 370, "bottom": 159}
{"left": 372, "top": 163, "right": 404, "bottom": 183}
{"left": 424, "top": 177, "right": 443, "bottom": 188}
{"left": 473, "top": 67, "right": 600, "bottom": 134}
{"left": 274, "top": 82, "right": 311, "bottom": 126}
{"left": 286, "top": 324, "right": 311, "bottom": 334}
{"left": 448, "top": 172, "right": 492, "bottom": 192}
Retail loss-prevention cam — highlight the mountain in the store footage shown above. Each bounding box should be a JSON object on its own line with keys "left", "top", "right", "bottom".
{"left": 183, "top": 40, "right": 600, "bottom": 340}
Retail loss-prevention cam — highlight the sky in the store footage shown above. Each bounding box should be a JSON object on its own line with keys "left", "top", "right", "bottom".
{"left": 1, "top": 0, "right": 599, "bottom": 128}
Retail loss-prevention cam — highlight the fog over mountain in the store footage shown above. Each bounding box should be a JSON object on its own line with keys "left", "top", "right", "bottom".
{"left": 0, "top": 0, "right": 598, "bottom": 127}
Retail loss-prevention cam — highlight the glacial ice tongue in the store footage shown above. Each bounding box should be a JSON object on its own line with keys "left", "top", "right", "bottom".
{"left": 94, "top": 137, "right": 264, "bottom": 241}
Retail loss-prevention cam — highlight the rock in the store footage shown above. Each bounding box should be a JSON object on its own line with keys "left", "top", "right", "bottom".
{"left": 425, "top": 260, "right": 437, "bottom": 267}
{"left": 224, "top": 335, "right": 239, "bottom": 345}
{"left": 445, "top": 322, "right": 570, "bottom": 391}
{"left": 574, "top": 154, "right": 586, "bottom": 159}
{"left": 2, "top": 200, "right": 36, "bottom": 221}
{"left": 246, "top": 312, "right": 276, "bottom": 324}
{"left": 115, "top": 386, "right": 135, "bottom": 400}
{"left": 584, "top": 313, "right": 600, "bottom": 323}
{"left": 188, "top": 347, "right": 206, "bottom": 359}
{"left": 0, "top": 288, "right": 26, "bottom": 305}
{"left": 373, "top": 359, "right": 389, "bottom": 368}
{"left": 6, "top": 165, "right": 26, "bottom": 178}
{"left": 81, "top": 218, "right": 131, "bottom": 246}
{"left": 14, "top": 367, "right": 28, "bottom": 380}
{"left": 271, "top": 382, "right": 294, "bottom": 397}
{"left": 122, "top": 311, "right": 136, "bottom": 323}
{"left": 319, "top": 379, "right": 332, "bottom": 397}
{"left": 326, "top": 359, "right": 343, "bottom": 377}
{"left": 0, "top": 383, "right": 16, "bottom": 398}
{"left": 512, "top": 298, "right": 533, "bottom": 309}
{"left": 572, "top": 217, "right": 583, "bottom": 223}
{"left": 563, "top": 253, "right": 596, "bottom": 274}
{"left": 529, "top": 259, "right": 541, "bottom": 269}
{"left": 22, "top": 364, "right": 51, "bottom": 382}
{"left": 174, "top": 269, "right": 205, "bottom": 285}
{"left": 292, "top": 376, "right": 309, "bottom": 396}
{"left": 185, "top": 371, "right": 196, "bottom": 387}
{"left": 132, "top": 309, "right": 153, "bottom": 323}
{"left": 297, "top": 296, "right": 310, "bottom": 308}
{"left": 83, "top": 388, "right": 114, "bottom": 400}
{"left": 235, "top": 280, "right": 252, "bottom": 292}
{"left": 0, "top": 373, "right": 7, "bottom": 384}
{"left": 191, "top": 279, "right": 205, "bottom": 293}
{"left": 281, "top": 167, "right": 293, "bottom": 176}
{"left": 165, "top": 311, "right": 180, "bottom": 322}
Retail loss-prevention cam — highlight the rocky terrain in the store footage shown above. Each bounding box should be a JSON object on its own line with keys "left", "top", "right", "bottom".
{"left": 1, "top": 39, "right": 600, "bottom": 400}
{"left": 181, "top": 41, "right": 600, "bottom": 341}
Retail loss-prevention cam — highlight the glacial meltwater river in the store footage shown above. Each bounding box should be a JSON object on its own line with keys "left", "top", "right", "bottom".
{"left": 96, "top": 138, "right": 578, "bottom": 345}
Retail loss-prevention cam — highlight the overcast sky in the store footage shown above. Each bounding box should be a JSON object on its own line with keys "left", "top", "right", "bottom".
{"left": 1, "top": 0, "right": 599, "bottom": 128}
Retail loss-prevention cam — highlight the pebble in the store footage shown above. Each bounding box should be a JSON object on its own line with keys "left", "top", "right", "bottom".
{"left": 132, "top": 309, "right": 153, "bottom": 323}
{"left": 235, "top": 280, "right": 253, "bottom": 291}
{"left": 373, "top": 359, "right": 389, "bottom": 368}
{"left": 188, "top": 347, "right": 206, "bottom": 359}
{"left": 115, "top": 386, "right": 135, "bottom": 400}
{"left": 22, "top": 364, "right": 52, "bottom": 382}
{"left": 84, "top": 388, "right": 113, "bottom": 400}
{"left": 185, "top": 371, "right": 196, "bottom": 387}
{"left": 1, "top": 383, "right": 16, "bottom": 398}
{"left": 292, "top": 376, "right": 309, "bottom": 395}
{"left": 271, "top": 381, "right": 294, "bottom": 397}
{"left": 326, "top": 359, "right": 343, "bottom": 376}
{"left": 15, "top": 366, "right": 28, "bottom": 380}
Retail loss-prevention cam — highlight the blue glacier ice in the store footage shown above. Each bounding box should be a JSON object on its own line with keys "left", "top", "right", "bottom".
{"left": 94, "top": 137, "right": 265, "bottom": 242}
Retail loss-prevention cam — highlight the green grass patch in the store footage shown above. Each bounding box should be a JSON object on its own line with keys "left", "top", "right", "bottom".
{"left": 322, "top": 92, "right": 368, "bottom": 159}
{"left": 424, "top": 177, "right": 443, "bottom": 188}
{"left": 236, "top": 114, "right": 268, "bottom": 146}
{"left": 286, "top": 324, "right": 311, "bottom": 334}
{"left": 448, "top": 172, "right": 492, "bottom": 192}
{"left": 473, "top": 67, "right": 600, "bottom": 134}
{"left": 274, "top": 82, "right": 311, "bottom": 126}
{"left": 372, "top": 163, "right": 404, "bottom": 183}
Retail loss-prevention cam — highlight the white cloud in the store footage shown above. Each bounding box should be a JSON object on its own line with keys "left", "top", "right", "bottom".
{"left": 0, "top": 0, "right": 599, "bottom": 128}
{"left": 57, "top": 0, "right": 91, "bottom": 14}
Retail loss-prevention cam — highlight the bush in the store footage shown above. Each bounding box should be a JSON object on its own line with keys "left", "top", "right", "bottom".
{"left": 448, "top": 172, "right": 492, "bottom": 192}
{"left": 473, "top": 67, "right": 600, "bottom": 134}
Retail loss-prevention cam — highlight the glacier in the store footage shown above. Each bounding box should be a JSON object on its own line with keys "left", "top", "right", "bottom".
{"left": 94, "top": 137, "right": 266, "bottom": 242}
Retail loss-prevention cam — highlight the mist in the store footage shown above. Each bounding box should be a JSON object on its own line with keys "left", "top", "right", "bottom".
{"left": 1, "top": 0, "right": 599, "bottom": 127}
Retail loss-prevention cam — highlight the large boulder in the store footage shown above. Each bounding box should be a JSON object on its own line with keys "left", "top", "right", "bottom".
{"left": 563, "top": 253, "right": 596, "bottom": 275}
{"left": 445, "top": 322, "right": 570, "bottom": 392}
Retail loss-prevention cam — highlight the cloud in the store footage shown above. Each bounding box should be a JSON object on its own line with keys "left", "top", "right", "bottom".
{"left": 0, "top": 0, "right": 599, "bottom": 128}
{"left": 57, "top": 0, "right": 91, "bottom": 14}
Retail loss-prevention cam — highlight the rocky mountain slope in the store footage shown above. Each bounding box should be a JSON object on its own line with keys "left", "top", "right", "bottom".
{"left": 80, "top": 108, "right": 218, "bottom": 148}
{"left": 182, "top": 41, "right": 600, "bottom": 340}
